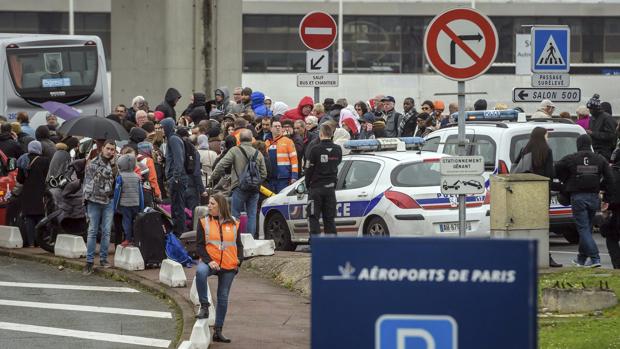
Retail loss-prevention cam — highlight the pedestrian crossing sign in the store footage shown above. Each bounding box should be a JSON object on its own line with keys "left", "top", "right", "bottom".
{"left": 532, "top": 26, "right": 570, "bottom": 73}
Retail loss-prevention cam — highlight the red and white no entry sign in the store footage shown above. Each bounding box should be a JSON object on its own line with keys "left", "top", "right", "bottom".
{"left": 424, "top": 8, "right": 498, "bottom": 81}
{"left": 299, "top": 11, "right": 337, "bottom": 51}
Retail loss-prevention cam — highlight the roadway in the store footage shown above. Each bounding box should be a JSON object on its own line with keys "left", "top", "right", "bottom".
{"left": 550, "top": 232, "right": 615, "bottom": 268}
{"left": 0, "top": 256, "right": 176, "bottom": 349}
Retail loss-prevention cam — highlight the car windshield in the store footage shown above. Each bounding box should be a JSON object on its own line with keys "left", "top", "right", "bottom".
{"left": 391, "top": 161, "right": 442, "bottom": 187}
{"left": 510, "top": 132, "right": 580, "bottom": 163}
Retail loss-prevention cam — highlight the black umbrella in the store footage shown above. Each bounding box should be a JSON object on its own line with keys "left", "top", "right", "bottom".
{"left": 58, "top": 116, "right": 129, "bottom": 141}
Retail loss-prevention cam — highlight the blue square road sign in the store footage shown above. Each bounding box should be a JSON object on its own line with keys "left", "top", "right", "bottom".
{"left": 532, "top": 26, "right": 570, "bottom": 73}
{"left": 376, "top": 315, "right": 457, "bottom": 349}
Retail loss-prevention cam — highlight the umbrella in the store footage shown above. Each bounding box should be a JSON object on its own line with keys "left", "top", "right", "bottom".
{"left": 41, "top": 101, "right": 81, "bottom": 121}
{"left": 58, "top": 116, "right": 129, "bottom": 141}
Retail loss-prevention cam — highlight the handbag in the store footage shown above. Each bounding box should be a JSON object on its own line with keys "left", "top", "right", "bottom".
{"left": 512, "top": 152, "right": 532, "bottom": 174}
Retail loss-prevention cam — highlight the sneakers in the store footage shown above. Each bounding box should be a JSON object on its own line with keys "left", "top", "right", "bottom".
{"left": 82, "top": 263, "right": 94, "bottom": 275}
{"left": 586, "top": 259, "right": 602, "bottom": 268}
{"left": 100, "top": 260, "right": 111, "bottom": 269}
{"left": 571, "top": 259, "right": 586, "bottom": 267}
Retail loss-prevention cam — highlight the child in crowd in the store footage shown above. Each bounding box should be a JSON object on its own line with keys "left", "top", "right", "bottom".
{"left": 113, "top": 154, "right": 144, "bottom": 246}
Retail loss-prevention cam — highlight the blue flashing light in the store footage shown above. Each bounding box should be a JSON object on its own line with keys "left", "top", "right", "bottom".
{"left": 344, "top": 137, "right": 425, "bottom": 151}
{"left": 450, "top": 109, "right": 519, "bottom": 122}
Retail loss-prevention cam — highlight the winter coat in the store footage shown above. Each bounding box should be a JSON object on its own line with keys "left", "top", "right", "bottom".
{"left": 590, "top": 110, "right": 617, "bottom": 160}
{"left": 282, "top": 96, "right": 313, "bottom": 122}
{"left": 83, "top": 155, "right": 116, "bottom": 205}
{"left": 382, "top": 109, "right": 403, "bottom": 137}
{"left": 156, "top": 87, "right": 181, "bottom": 120}
{"left": 0, "top": 133, "right": 24, "bottom": 159}
{"left": 17, "top": 132, "right": 34, "bottom": 153}
{"left": 20, "top": 122, "right": 35, "bottom": 138}
{"left": 161, "top": 118, "right": 187, "bottom": 181}
{"left": 17, "top": 153, "right": 50, "bottom": 216}
{"left": 181, "top": 92, "right": 207, "bottom": 117}
{"left": 251, "top": 92, "right": 273, "bottom": 120}
{"left": 113, "top": 155, "right": 144, "bottom": 209}
{"left": 266, "top": 136, "right": 299, "bottom": 181}
{"left": 214, "top": 87, "right": 236, "bottom": 115}
{"left": 46, "top": 149, "right": 72, "bottom": 182}
{"left": 210, "top": 142, "right": 267, "bottom": 191}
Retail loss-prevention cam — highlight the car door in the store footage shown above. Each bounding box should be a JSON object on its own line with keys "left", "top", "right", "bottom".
{"left": 335, "top": 158, "right": 384, "bottom": 236}
{"left": 286, "top": 160, "right": 350, "bottom": 239}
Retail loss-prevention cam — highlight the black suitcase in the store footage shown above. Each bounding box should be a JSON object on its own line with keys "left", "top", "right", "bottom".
{"left": 133, "top": 210, "right": 169, "bottom": 268}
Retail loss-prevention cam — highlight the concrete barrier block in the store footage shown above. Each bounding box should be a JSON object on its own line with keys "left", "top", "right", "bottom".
{"left": 190, "top": 276, "right": 215, "bottom": 326}
{"left": 54, "top": 234, "right": 86, "bottom": 258}
{"left": 189, "top": 319, "right": 211, "bottom": 348}
{"left": 177, "top": 340, "right": 192, "bottom": 349}
{"left": 113, "top": 246, "right": 145, "bottom": 271}
{"left": 241, "top": 233, "right": 275, "bottom": 257}
{"left": 159, "top": 259, "right": 187, "bottom": 287}
{"left": 0, "top": 226, "right": 22, "bottom": 248}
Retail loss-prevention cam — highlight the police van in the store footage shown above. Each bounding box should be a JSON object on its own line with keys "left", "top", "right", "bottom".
{"left": 424, "top": 110, "right": 586, "bottom": 243}
{"left": 258, "top": 138, "right": 490, "bottom": 251}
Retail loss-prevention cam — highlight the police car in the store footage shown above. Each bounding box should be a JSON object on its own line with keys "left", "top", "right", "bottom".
{"left": 424, "top": 109, "right": 587, "bottom": 243}
{"left": 258, "top": 138, "right": 490, "bottom": 251}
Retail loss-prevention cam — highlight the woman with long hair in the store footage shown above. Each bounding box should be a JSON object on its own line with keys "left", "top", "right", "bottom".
{"left": 514, "top": 127, "right": 560, "bottom": 267}
{"left": 195, "top": 193, "right": 243, "bottom": 343}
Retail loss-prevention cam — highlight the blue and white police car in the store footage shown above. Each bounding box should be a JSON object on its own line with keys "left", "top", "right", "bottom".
{"left": 258, "top": 138, "right": 490, "bottom": 250}
{"left": 425, "top": 109, "right": 587, "bottom": 243}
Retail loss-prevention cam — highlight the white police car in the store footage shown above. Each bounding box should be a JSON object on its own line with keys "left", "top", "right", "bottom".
{"left": 424, "top": 109, "right": 586, "bottom": 243}
{"left": 258, "top": 138, "right": 490, "bottom": 251}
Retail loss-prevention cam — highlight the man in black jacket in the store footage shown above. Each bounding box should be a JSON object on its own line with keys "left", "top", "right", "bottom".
{"left": 556, "top": 134, "right": 614, "bottom": 267}
{"left": 305, "top": 123, "right": 342, "bottom": 236}
{"left": 586, "top": 94, "right": 616, "bottom": 160}
{"left": 0, "top": 123, "right": 23, "bottom": 159}
{"left": 156, "top": 87, "right": 182, "bottom": 120}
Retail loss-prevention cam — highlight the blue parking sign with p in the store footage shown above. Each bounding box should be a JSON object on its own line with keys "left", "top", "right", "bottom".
{"left": 532, "top": 26, "right": 570, "bottom": 72}
{"left": 376, "top": 315, "right": 457, "bottom": 349}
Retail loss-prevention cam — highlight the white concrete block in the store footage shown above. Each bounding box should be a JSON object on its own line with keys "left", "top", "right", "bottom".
{"left": 177, "top": 340, "right": 192, "bottom": 349}
{"left": 113, "top": 246, "right": 145, "bottom": 271}
{"left": 189, "top": 319, "right": 211, "bottom": 349}
{"left": 241, "top": 233, "right": 275, "bottom": 257}
{"left": 0, "top": 226, "right": 22, "bottom": 248}
{"left": 190, "top": 276, "right": 215, "bottom": 326}
{"left": 54, "top": 234, "right": 86, "bottom": 258}
{"left": 159, "top": 259, "right": 187, "bottom": 287}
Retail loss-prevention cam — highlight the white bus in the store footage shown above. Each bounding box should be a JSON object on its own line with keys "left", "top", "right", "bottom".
{"left": 0, "top": 34, "right": 110, "bottom": 128}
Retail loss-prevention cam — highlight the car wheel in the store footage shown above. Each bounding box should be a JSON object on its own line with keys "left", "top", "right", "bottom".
{"left": 264, "top": 212, "right": 296, "bottom": 251}
{"left": 562, "top": 228, "right": 579, "bottom": 244}
{"left": 365, "top": 217, "right": 390, "bottom": 237}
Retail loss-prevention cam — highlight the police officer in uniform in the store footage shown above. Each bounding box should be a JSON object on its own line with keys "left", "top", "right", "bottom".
{"left": 556, "top": 134, "right": 614, "bottom": 268}
{"left": 305, "top": 123, "right": 342, "bottom": 236}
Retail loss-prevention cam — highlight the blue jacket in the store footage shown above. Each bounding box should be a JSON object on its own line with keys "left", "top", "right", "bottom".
{"left": 251, "top": 92, "right": 273, "bottom": 120}
{"left": 161, "top": 118, "right": 187, "bottom": 181}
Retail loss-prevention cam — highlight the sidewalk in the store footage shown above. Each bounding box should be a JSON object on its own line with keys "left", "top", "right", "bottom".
{"left": 0, "top": 246, "right": 310, "bottom": 349}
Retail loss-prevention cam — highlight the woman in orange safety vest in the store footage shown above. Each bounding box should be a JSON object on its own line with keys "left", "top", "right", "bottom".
{"left": 195, "top": 193, "right": 243, "bottom": 343}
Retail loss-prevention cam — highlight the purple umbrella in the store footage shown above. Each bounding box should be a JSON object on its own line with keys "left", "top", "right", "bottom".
{"left": 41, "top": 101, "right": 80, "bottom": 121}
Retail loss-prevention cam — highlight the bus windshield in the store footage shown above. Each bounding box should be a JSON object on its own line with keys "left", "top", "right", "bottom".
{"left": 7, "top": 45, "right": 98, "bottom": 103}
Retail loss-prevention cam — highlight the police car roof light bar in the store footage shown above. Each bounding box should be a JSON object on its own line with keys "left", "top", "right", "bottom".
{"left": 344, "top": 137, "right": 425, "bottom": 152}
{"left": 450, "top": 109, "right": 519, "bottom": 122}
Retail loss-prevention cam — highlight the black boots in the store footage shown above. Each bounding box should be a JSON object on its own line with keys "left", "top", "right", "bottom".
{"left": 196, "top": 303, "right": 210, "bottom": 319}
{"left": 213, "top": 326, "right": 231, "bottom": 343}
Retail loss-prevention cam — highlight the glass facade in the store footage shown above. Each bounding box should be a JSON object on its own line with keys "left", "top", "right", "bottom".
{"left": 243, "top": 15, "right": 620, "bottom": 74}
{"left": 0, "top": 12, "right": 111, "bottom": 68}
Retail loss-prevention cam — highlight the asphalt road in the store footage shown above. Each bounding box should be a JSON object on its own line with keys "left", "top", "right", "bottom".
{"left": 550, "top": 232, "right": 615, "bottom": 268}
{"left": 0, "top": 256, "right": 176, "bottom": 349}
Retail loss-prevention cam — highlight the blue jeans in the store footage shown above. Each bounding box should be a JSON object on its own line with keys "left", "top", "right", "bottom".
{"left": 86, "top": 201, "right": 114, "bottom": 263}
{"left": 118, "top": 206, "right": 140, "bottom": 242}
{"left": 195, "top": 261, "right": 236, "bottom": 327}
{"left": 571, "top": 192, "right": 600, "bottom": 262}
{"left": 231, "top": 188, "right": 259, "bottom": 236}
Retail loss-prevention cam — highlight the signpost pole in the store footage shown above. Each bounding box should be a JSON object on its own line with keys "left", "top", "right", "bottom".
{"left": 314, "top": 87, "right": 320, "bottom": 106}
{"left": 457, "top": 81, "right": 466, "bottom": 237}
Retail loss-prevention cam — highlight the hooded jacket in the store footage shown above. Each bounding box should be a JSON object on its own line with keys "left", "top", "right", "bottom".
{"left": 16, "top": 146, "right": 50, "bottom": 216}
{"left": 182, "top": 92, "right": 208, "bottom": 124}
{"left": 127, "top": 127, "right": 148, "bottom": 152}
{"left": 35, "top": 126, "right": 56, "bottom": 159}
{"left": 282, "top": 96, "right": 313, "bottom": 122}
{"left": 0, "top": 132, "right": 24, "bottom": 160}
{"left": 214, "top": 87, "right": 235, "bottom": 115}
{"left": 271, "top": 102, "right": 289, "bottom": 118}
{"left": 113, "top": 154, "right": 144, "bottom": 209}
{"left": 555, "top": 134, "right": 613, "bottom": 193}
{"left": 589, "top": 109, "right": 617, "bottom": 160}
{"left": 156, "top": 87, "right": 181, "bottom": 120}
{"left": 161, "top": 118, "right": 187, "bottom": 181}
{"left": 251, "top": 92, "right": 273, "bottom": 120}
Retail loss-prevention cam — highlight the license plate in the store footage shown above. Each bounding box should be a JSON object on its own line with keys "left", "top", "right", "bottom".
{"left": 439, "top": 222, "right": 472, "bottom": 233}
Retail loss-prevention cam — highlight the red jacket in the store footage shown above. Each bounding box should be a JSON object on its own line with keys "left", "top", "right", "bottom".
{"left": 281, "top": 96, "right": 314, "bottom": 122}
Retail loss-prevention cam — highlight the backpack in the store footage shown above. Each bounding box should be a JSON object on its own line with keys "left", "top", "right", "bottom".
{"left": 165, "top": 231, "right": 194, "bottom": 267}
{"left": 235, "top": 146, "right": 261, "bottom": 192}
{"left": 181, "top": 137, "right": 197, "bottom": 175}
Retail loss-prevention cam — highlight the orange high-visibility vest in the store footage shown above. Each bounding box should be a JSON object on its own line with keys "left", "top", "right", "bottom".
{"left": 201, "top": 216, "right": 240, "bottom": 270}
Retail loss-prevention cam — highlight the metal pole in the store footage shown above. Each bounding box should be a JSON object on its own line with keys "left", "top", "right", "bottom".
{"left": 458, "top": 81, "right": 466, "bottom": 237}
{"left": 69, "top": 0, "right": 75, "bottom": 35}
{"left": 314, "top": 87, "right": 320, "bottom": 105}
{"left": 471, "top": 0, "right": 476, "bottom": 9}
{"left": 337, "top": 0, "right": 343, "bottom": 75}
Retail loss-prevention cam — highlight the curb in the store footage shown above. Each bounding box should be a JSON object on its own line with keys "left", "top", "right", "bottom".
{"left": 243, "top": 254, "right": 311, "bottom": 298}
{"left": 0, "top": 248, "right": 194, "bottom": 349}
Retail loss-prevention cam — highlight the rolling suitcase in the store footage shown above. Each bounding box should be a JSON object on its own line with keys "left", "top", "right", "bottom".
{"left": 133, "top": 210, "right": 169, "bottom": 268}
